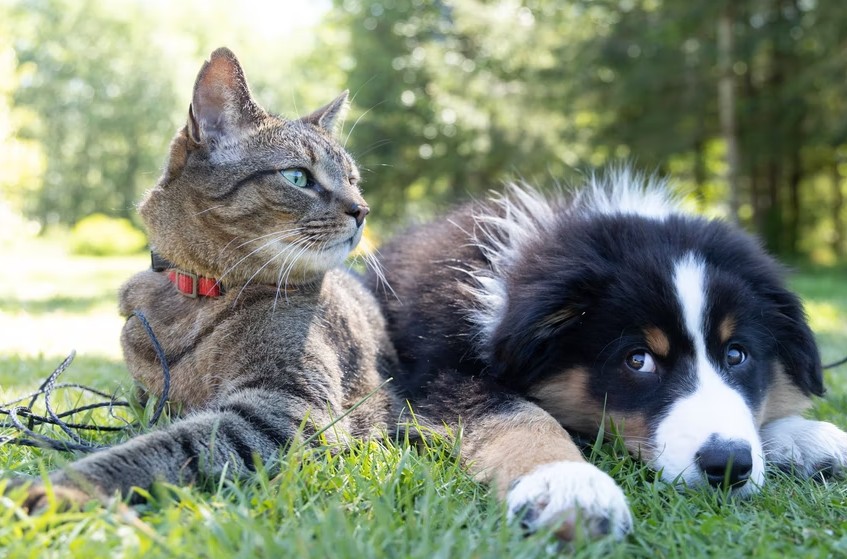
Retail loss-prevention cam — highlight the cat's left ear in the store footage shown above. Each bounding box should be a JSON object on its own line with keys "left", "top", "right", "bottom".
{"left": 301, "top": 91, "right": 349, "bottom": 135}
{"left": 188, "top": 47, "right": 266, "bottom": 146}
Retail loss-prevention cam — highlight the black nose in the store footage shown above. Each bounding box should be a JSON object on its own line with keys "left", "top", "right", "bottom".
{"left": 695, "top": 438, "right": 753, "bottom": 488}
{"left": 346, "top": 203, "right": 369, "bottom": 227}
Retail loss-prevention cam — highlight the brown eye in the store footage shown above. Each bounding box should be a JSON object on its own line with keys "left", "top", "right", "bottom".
{"left": 726, "top": 344, "right": 747, "bottom": 367}
{"left": 626, "top": 350, "right": 657, "bottom": 374}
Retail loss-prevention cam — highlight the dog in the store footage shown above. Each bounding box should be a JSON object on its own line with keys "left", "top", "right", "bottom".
{"left": 369, "top": 168, "right": 847, "bottom": 540}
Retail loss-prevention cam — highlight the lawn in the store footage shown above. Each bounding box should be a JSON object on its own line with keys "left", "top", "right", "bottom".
{"left": 0, "top": 235, "right": 846, "bottom": 559}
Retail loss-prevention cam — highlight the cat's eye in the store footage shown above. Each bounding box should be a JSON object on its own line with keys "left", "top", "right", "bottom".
{"left": 280, "top": 168, "right": 311, "bottom": 188}
{"left": 625, "top": 350, "right": 657, "bottom": 374}
{"left": 726, "top": 344, "right": 747, "bottom": 367}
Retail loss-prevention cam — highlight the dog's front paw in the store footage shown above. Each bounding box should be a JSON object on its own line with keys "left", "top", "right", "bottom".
{"left": 506, "top": 461, "right": 632, "bottom": 541}
{"left": 761, "top": 416, "right": 847, "bottom": 478}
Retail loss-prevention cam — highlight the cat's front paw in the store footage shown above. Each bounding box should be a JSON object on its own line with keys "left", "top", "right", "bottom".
{"left": 6, "top": 477, "right": 98, "bottom": 514}
{"left": 761, "top": 416, "right": 847, "bottom": 478}
{"left": 506, "top": 461, "right": 632, "bottom": 541}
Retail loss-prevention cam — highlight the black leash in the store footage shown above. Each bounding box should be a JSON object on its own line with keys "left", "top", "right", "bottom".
{"left": 0, "top": 310, "right": 170, "bottom": 453}
{"left": 824, "top": 355, "right": 847, "bottom": 370}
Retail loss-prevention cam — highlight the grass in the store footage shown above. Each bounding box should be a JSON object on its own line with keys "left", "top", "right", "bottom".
{"left": 0, "top": 236, "right": 846, "bottom": 558}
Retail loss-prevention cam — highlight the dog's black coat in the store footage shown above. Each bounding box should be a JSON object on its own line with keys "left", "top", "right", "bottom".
{"left": 364, "top": 176, "right": 847, "bottom": 540}
{"left": 370, "top": 189, "right": 822, "bottom": 432}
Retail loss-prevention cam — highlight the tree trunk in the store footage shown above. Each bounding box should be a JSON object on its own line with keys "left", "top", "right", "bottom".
{"left": 717, "top": 6, "right": 741, "bottom": 224}
{"left": 764, "top": 160, "right": 783, "bottom": 255}
{"left": 834, "top": 159, "right": 845, "bottom": 259}
{"left": 787, "top": 149, "right": 801, "bottom": 256}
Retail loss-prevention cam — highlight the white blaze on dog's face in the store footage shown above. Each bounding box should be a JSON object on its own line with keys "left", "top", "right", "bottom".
{"left": 651, "top": 255, "right": 764, "bottom": 493}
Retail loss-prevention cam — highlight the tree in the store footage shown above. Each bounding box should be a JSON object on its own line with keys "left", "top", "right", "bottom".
{"left": 10, "top": 0, "right": 177, "bottom": 226}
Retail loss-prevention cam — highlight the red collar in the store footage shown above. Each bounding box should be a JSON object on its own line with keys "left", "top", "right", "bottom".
{"left": 151, "top": 252, "right": 223, "bottom": 298}
{"left": 167, "top": 269, "right": 223, "bottom": 298}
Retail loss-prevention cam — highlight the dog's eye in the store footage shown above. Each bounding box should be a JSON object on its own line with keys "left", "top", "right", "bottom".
{"left": 625, "top": 350, "right": 657, "bottom": 373}
{"left": 726, "top": 344, "right": 747, "bottom": 367}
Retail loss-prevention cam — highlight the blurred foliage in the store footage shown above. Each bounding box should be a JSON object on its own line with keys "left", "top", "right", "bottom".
{"left": 68, "top": 213, "right": 147, "bottom": 256}
{"left": 1, "top": 0, "right": 846, "bottom": 260}
{"left": 8, "top": 0, "right": 177, "bottom": 226}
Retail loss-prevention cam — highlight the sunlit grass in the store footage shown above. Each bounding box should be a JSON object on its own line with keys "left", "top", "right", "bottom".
{"left": 0, "top": 236, "right": 846, "bottom": 558}
{"left": 0, "top": 236, "right": 145, "bottom": 360}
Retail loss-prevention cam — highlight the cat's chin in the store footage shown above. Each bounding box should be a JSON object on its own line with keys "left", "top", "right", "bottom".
{"left": 318, "top": 232, "right": 362, "bottom": 266}
{"left": 325, "top": 229, "right": 362, "bottom": 252}
{"left": 269, "top": 231, "right": 361, "bottom": 283}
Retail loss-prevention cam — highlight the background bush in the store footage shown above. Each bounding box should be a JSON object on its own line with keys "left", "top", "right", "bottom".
{"left": 68, "top": 213, "right": 147, "bottom": 256}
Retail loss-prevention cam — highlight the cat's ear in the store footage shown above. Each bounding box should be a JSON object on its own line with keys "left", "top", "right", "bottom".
{"left": 187, "top": 47, "right": 265, "bottom": 146}
{"left": 301, "top": 91, "right": 349, "bottom": 134}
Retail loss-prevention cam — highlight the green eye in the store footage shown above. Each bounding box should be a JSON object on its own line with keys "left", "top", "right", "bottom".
{"left": 280, "top": 168, "right": 310, "bottom": 188}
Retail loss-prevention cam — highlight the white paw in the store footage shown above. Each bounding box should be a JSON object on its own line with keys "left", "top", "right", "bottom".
{"left": 506, "top": 461, "right": 632, "bottom": 541}
{"left": 761, "top": 416, "right": 847, "bottom": 478}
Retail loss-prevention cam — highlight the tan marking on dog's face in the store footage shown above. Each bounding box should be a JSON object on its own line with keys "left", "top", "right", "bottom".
{"left": 466, "top": 406, "right": 585, "bottom": 497}
{"left": 608, "top": 413, "right": 654, "bottom": 458}
{"left": 718, "top": 315, "right": 736, "bottom": 345}
{"left": 528, "top": 369, "right": 604, "bottom": 435}
{"left": 758, "top": 362, "right": 812, "bottom": 426}
{"left": 643, "top": 327, "right": 670, "bottom": 358}
{"left": 528, "top": 369, "right": 654, "bottom": 459}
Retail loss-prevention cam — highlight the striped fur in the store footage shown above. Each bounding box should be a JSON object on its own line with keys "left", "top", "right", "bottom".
{"left": 19, "top": 48, "right": 399, "bottom": 510}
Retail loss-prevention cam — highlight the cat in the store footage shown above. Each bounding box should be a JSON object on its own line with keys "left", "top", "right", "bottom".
{"left": 17, "top": 47, "right": 400, "bottom": 510}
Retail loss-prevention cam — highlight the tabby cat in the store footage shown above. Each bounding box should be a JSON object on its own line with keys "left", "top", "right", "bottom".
{"left": 19, "top": 47, "right": 399, "bottom": 509}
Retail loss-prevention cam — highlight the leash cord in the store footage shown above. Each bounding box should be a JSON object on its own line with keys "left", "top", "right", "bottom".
{"left": 824, "top": 354, "right": 847, "bottom": 370}
{"left": 0, "top": 310, "right": 171, "bottom": 453}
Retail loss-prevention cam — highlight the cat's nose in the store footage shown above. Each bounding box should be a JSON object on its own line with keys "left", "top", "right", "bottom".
{"left": 346, "top": 203, "right": 369, "bottom": 227}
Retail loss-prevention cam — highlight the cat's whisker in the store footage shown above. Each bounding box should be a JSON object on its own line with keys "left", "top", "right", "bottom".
{"left": 290, "top": 89, "right": 300, "bottom": 118}
{"left": 229, "top": 227, "right": 305, "bottom": 252}
{"left": 366, "top": 251, "right": 393, "bottom": 295}
{"left": 344, "top": 101, "right": 384, "bottom": 148}
{"left": 234, "top": 251, "right": 287, "bottom": 308}
{"left": 289, "top": 237, "right": 323, "bottom": 286}
{"left": 354, "top": 139, "right": 392, "bottom": 159}
{"left": 348, "top": 74, "right": 378, "bottom": 107}
{"left": 219, "top": 229, "right": 297, "bottom": 259}
{"left": 359, "top": 246, "right": 397, "bottom": 299}
{"left": 280, "top": 236, "right": 319, "bottom": 294}
{"left": 192, "top": 205, "right": 226, "bottom": 216}
{"left": 234, "top": 236, "right": 314, "bottom": 307}
{"left": 271, "top": 236, "right": 313, "bottom": 311}
{"left": 214, "top": 230, "right": 303, "bottom": 289}
{"left": 220, "top": 235, "right": 246, "bottom": 253}
{"left": 273, "top": 236, "right": 320, "bottom": 309}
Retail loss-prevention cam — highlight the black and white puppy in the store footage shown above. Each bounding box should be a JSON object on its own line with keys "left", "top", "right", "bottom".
{"left": 371, "top": 169, "right": 847, "bottom": 540}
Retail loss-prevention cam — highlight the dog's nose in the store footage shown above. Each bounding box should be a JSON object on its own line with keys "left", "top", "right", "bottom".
{"left": 695, "top": 438, "right": 753, "bottom": 488}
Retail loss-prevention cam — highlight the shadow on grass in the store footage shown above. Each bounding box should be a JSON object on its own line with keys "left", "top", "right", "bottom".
{"left": 0, "top": 294, "right": 117, "bottom": 315}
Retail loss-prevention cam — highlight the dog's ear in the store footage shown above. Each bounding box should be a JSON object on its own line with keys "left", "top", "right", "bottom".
{"left": 768, "top": 288, "right": 824, "bottom": 396}
{"left": 717, "top": 224, "right": 824, "bottom": 397}
{"left": 487, "top": 265, "right": 602, "bottom": 387}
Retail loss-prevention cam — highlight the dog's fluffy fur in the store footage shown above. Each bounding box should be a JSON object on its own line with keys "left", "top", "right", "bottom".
{"left": 370, "top": 169, "right": 847, "bottom": 539}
